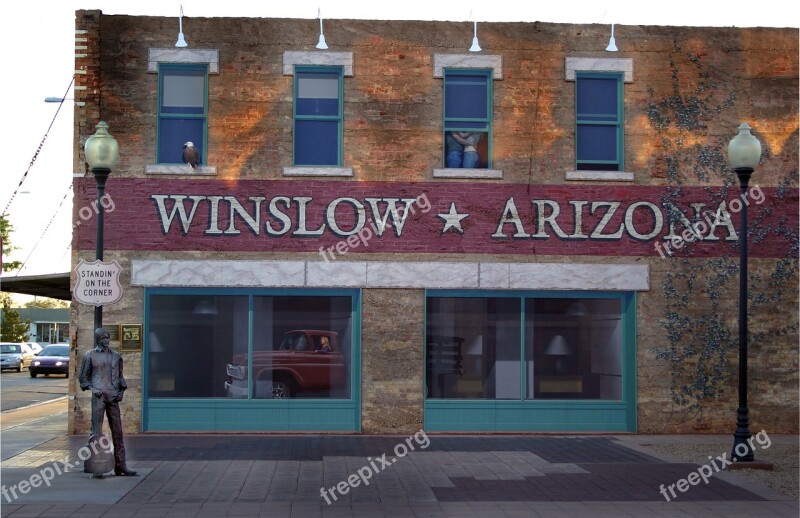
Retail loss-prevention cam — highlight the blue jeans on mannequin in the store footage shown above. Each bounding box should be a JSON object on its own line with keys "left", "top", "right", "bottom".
{"left": 446, "top": 150, "right": 463, "bottom": 168}
{"left": 463, "top": 151, "right": 479, "bottom": 168}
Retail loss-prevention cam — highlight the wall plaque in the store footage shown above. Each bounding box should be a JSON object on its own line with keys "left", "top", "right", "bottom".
{"left": 120, "top": 324, "right": 142, "bottom": 351}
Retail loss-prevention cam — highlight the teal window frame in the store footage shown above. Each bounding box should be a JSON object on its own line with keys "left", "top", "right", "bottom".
{"left": 424, "top": 290, "right": 637, "bottom": 432}
{"left": 156, "top": 63, "right": 209, "bottom": 165}
{"left": 293, "top": 65, "right": 344, "bottom": 166}
{"left": 575, "top": 71, "right": 624, "bottom": 171}
{"left": 443, "top": 68, "right": 493, "bottom": 168}
{"left": 142, "top": 287, "right": 361, "bottom": 432}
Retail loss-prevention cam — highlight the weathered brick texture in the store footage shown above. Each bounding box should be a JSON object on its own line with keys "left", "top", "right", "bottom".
{"left": 68, "top": 11, "right": 798, "bottom": 435}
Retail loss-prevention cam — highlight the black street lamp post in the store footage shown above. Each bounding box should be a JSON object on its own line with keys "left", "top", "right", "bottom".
{"left": 727, "top": 122, "right": 761, "bottom": 462}
{"left": 83, "top": 121, "right": 119, "bottom": 332}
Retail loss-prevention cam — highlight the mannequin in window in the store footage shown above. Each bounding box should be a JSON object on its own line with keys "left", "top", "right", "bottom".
{"left": 452, "top": 131, "right": 481, "bottom": 168}
{"left": 445, "top": 132, "right": 465, "bottom": 168}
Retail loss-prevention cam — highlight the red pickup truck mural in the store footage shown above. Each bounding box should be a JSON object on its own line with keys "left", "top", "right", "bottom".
{"left": 224, "top": 330, "right": 347, "bottom": 398}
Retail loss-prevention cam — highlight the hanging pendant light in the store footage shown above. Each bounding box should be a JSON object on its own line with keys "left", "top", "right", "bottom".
{"left": 316, "top": 8, "right": 328, "bottom": 50}
{"left": 175, "top": 5, "right": 188, "bottom": 48}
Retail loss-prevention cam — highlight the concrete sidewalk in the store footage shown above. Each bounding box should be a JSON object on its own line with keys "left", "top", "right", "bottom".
{"left": 1, "top": 407, "right": 797, "bottom": 517}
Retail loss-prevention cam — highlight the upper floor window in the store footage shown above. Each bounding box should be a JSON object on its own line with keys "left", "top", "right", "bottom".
{"left": 293, "top": 66, "right": 343, "bottom": 166}
{"left": 157, "top": 63, "right": 209, "bottom": 166}
{"left": 443, "top": 69, "right": 492, "bottom": 169}
{"left": 575, "top": 72, "right": 623, "bottom": 171}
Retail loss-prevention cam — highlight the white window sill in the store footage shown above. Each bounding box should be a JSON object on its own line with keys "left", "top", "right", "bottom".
{"left": 565, "top": 170, "right": 634, "bottom": 182}
{"left": 282, "top": 167, "right": 353, "bottom": 177}
{"left": 146, "top": 165, "right": 217, "bottom": 175}
{"left": 433, "top": 168, "right": 503, "bottom": 179}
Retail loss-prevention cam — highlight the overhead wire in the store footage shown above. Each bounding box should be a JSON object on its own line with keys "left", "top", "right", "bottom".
{"left": 2, "top": 75, "right": 75, "bottom": 216}
{"left": 14, "top": 184, "right": 73, "bottom": 276}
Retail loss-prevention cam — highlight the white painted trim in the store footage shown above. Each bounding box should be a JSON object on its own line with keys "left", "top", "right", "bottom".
{"left": 146, "top": 164, "right": 217, "bottom": 175}
{"left": 283, "top": 51, "right": 354, "bottom": 76}
{"left": 366, "top": 262, "right": 479, "bottom": 288}
{"left": 506, "top": 263, "right": 649, "bottom": 291}
{"left": 565, "top": 57, "right": 634, "bottom": 82}
{"left": 307, "top": 261, "right": 367, "bottom": 287}
{"left": 132, "top": 260, "right": 649, "bottom": 291}
{"left": 132, "top": 260, "right": 306, "bottom": 288}
{"left": 433, "top": 54, "right": 503, "bottom": 79}
{"left": 282, "top": 166, "right": 353, "bottom": 177}
{"left": 565, "top": 170, "right": 635, "bottom": 182}
{"left": 148, "top": 49, "right": 220, "bottom": 74}
{"left": 433, "top": 168, "right": 503, "bottom": 179}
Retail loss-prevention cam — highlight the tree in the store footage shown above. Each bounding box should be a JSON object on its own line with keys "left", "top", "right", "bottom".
{"left": 24, "top": 298, "right": 69, "bottom": 309}
{"left": 1, "top": 294, "right": 31, "bottom": 342}
{"left": 1, "top": 215, "right": 23, "bottom": 272}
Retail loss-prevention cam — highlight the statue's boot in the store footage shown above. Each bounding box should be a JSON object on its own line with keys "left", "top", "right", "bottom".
{"left": 114, "top": 466, "right": 138, "bottom": 476}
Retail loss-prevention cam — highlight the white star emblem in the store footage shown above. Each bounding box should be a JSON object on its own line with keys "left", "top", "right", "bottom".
{"left": 437, "top": 202, "right": 469, "bottom": 234}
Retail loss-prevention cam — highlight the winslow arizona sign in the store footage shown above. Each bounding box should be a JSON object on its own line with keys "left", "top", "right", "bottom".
{"left": 73, "top": 178, "right": 796, "bottom": 259}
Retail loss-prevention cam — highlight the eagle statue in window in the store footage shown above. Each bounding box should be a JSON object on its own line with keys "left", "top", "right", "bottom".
{"left": 182, "top": 142, "right": 199, "bottom": 170}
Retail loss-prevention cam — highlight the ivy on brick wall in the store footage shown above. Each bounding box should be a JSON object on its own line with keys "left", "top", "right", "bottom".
{"left": 647, "top": 41, "right": 799, "bottom": 424}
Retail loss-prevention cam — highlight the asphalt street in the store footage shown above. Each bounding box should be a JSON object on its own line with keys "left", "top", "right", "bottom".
{"left": 0, "top": 371, "right": 68, "bottom": 412}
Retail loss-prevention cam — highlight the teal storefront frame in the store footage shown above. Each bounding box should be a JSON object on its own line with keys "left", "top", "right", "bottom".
{"left": 143, "top": 287, "right": 361, "bottom": 432}
{"left": 423, "top": 290, "right": 637, "bottom": 432}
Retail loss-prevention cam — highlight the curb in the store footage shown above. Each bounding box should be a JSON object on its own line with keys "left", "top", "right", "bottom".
{"left": 1, "top": 396, "right": 68, "bottom": 414}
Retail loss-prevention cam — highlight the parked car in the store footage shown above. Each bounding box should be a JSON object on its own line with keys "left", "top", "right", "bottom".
{"left": 25, "top": 342, "right": 43, "bottom": 355}
{"left": 225, "top": 330, "right": 346, "bottom": 398}
{"left": 0, "top": 343, "right": 36, "bottom": 372}
{"left": 29, "top": 343, "right": 71, "bottom": 378}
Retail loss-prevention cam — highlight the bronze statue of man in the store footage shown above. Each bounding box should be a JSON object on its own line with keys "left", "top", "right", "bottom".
{"left": 79, "top": 327, "right": 138, "bottom": 476}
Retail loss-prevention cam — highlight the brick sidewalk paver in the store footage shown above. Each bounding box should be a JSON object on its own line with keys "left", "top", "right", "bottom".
{"left": 2, "top": 434, "right": 797, "bottom": 517}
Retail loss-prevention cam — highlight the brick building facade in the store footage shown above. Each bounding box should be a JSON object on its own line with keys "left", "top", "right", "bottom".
{"left": 67, "top": 10, "right": 798, "bottom": 435}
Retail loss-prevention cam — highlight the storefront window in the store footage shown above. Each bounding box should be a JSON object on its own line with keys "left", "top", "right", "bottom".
{"left": 526, "top": 298, "right": 622, "bottom": 400}
{"left": 148, "top": 295, "right": 248, "bottom": 398}
{"left": 245, "top": 296, "right": 351, "bottom": 399}
{"left": 147, "top": 293, "right": 352, "bottom": 400}
{"left": 36, "top": 323, "right": 69, "bottom": 344}
{"left": 426, "top": 295, "right": 624, "bottom": 402}
{"left": 426, "top": 297, "right": 521, "bottom": 399}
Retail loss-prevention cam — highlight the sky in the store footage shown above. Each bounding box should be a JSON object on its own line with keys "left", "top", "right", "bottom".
{"left": 0, "top": 0, "right": 797, "bottom": 279}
